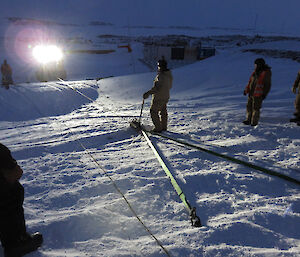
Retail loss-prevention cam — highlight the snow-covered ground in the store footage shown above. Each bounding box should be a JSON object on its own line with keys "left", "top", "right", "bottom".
{"left": 1, "top": 1, "right": 300, "bottom": 256}
{"left": 0, "top": 38, "right": 300, "bottom": 256}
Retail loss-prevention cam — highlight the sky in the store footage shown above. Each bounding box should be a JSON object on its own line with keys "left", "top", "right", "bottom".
{"left": 1, "top": 0, "right": 300, "bottom": 35}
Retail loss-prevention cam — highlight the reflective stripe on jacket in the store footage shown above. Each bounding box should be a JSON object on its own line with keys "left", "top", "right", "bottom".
{"left": 245, "top": 69, "right": 271, "bottom": 97}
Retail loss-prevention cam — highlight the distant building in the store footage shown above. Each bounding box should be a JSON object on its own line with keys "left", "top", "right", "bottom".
{"left": 198, "top": 47, "right": 216, "bottom": 60}
{"left": 142, "top": 42, "right": 215, "bottom": 70}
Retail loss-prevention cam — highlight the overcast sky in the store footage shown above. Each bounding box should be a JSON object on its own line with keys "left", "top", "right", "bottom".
{"left": 1, "top": 0, "right": 300, "bottom": 35}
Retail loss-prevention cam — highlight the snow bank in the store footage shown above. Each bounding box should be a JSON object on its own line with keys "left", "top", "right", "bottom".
{"left": 0, "top": 81, "right": 98, "bottom": 121}
{"left": 0, "top": 36, "right": 300, "bottom": 257}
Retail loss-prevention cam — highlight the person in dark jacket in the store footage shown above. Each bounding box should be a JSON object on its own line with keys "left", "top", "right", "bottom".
{"left": 243, "top": 58, "right": 272, "bottom": 126}
{"left": 290, "top": 70, "right": 300, "bottom": 125}
{"left": 143, "top": 57, "right": 173, "bottom": 132}
{"left": 0, "top": 143, "right": 43, "bottom": 257}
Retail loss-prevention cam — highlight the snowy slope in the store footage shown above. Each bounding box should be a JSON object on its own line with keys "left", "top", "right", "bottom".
{"left": 0, "top": 42, "right": 300, "bottom": 256}
{"left": 1, "top": 1, "right": 300, "bottom": 256}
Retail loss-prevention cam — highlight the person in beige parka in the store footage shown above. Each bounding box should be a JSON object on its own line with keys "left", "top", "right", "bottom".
{"left": 143, "top": 58, "right": 173, "bottom": 132}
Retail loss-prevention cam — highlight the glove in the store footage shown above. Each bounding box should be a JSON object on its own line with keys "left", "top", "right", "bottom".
{"left": 292, "top": 87, "right": 297, "bottom": 94}
{"left": 243, "top": 90, "right": 247, "bottom": 96}
{"left": 262, "top": 95, "right": 266, "bottom": 100}
{"left": 143, "top": 92, "right": 149, "bottom": 99}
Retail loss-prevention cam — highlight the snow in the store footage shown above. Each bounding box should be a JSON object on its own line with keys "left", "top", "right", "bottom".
{"left": 1, "top": 1, "right": 300, "bottom": 257}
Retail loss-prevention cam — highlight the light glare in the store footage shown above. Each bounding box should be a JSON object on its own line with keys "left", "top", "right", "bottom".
{"left": 33, "top": 45, "right": 63, "bottom": 64}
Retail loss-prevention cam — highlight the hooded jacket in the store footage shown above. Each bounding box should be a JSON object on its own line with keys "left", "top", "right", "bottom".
{"left": 245, "top": 67, "right": 272, "bottom": 98}
{"left": 0, "top": 143, "right": 27, "bottom": 249}
{"left": 148, "top": 70, "right": 173, "bottom": 101}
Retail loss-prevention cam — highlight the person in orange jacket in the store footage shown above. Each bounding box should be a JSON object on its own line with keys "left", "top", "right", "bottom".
{"left": 243, "top": 58, "right": 272, "bottom": 126}
{"left": 1, "top": 60, "right": 13, "bottom": 89}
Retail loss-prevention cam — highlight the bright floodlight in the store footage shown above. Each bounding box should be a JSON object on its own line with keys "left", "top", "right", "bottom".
{"left": 33, "top": 45, "right": 63, "bottom": 64}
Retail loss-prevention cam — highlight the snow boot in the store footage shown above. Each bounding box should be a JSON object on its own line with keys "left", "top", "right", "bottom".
{"left": 4, "top": 232, "right": 43, "bottom": 257}
{"left": 242, "top": 120, "right": 251, "bottom": 125}
{"left": 151, "top": 128, "right": 162, "bottom": 133}
{"left": 290, "top": 117, "right": 300, "bottom": 123}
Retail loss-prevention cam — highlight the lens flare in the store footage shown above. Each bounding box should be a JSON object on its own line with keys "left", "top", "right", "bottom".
{"left": 33, "top": 45, "right": 63, "bottom": 64}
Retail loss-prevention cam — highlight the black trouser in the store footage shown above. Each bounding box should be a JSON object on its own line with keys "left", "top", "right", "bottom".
{"left": 0, "top": 208, "right": 26, "bottom": 249}
{"left": 0, "top": 182, "right": 26, "bottom": 249}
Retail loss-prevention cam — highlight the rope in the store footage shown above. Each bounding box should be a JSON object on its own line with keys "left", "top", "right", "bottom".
{"left": 55, "top": 78, "right": 172, "bottom": 256}
{"left": 79, "top": 141, "right": 171, "bottom": 257}
{"left": 150, "top": 132, "right": 300, "bottom": 186}
{"left": 14, "top": 79, "right": 172, "bottom": 257}
{"left": 57, "top": 78, "right": 95, "bottom": 102}
{"left": 141, "top": 130, "right": 201, "bottom": 227}
{"left": 56, "top": 78, "right": 139, "bottom": 119}
{"left": 142, "top": 131, "right": 192, "bottom": 212}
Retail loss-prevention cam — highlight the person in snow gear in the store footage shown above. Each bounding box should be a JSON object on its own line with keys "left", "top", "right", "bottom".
{"left": 1, "top": 60, "right": 13, "bottom": 89}
{"left": 0, "top": 143, "right": 43, "bottom": 257}
{"left": 143, "top": 57, "right": 173, "bottom": 132}
{"left": 290, "top": 70, "right": 300, "bottom": 125}
{"left": 243, "top": 58, "right": 272, "bottom": 126}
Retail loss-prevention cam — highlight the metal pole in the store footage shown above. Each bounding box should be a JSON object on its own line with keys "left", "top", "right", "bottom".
{"left": 138, "top": 99, "right": 145, "bottom": 124}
